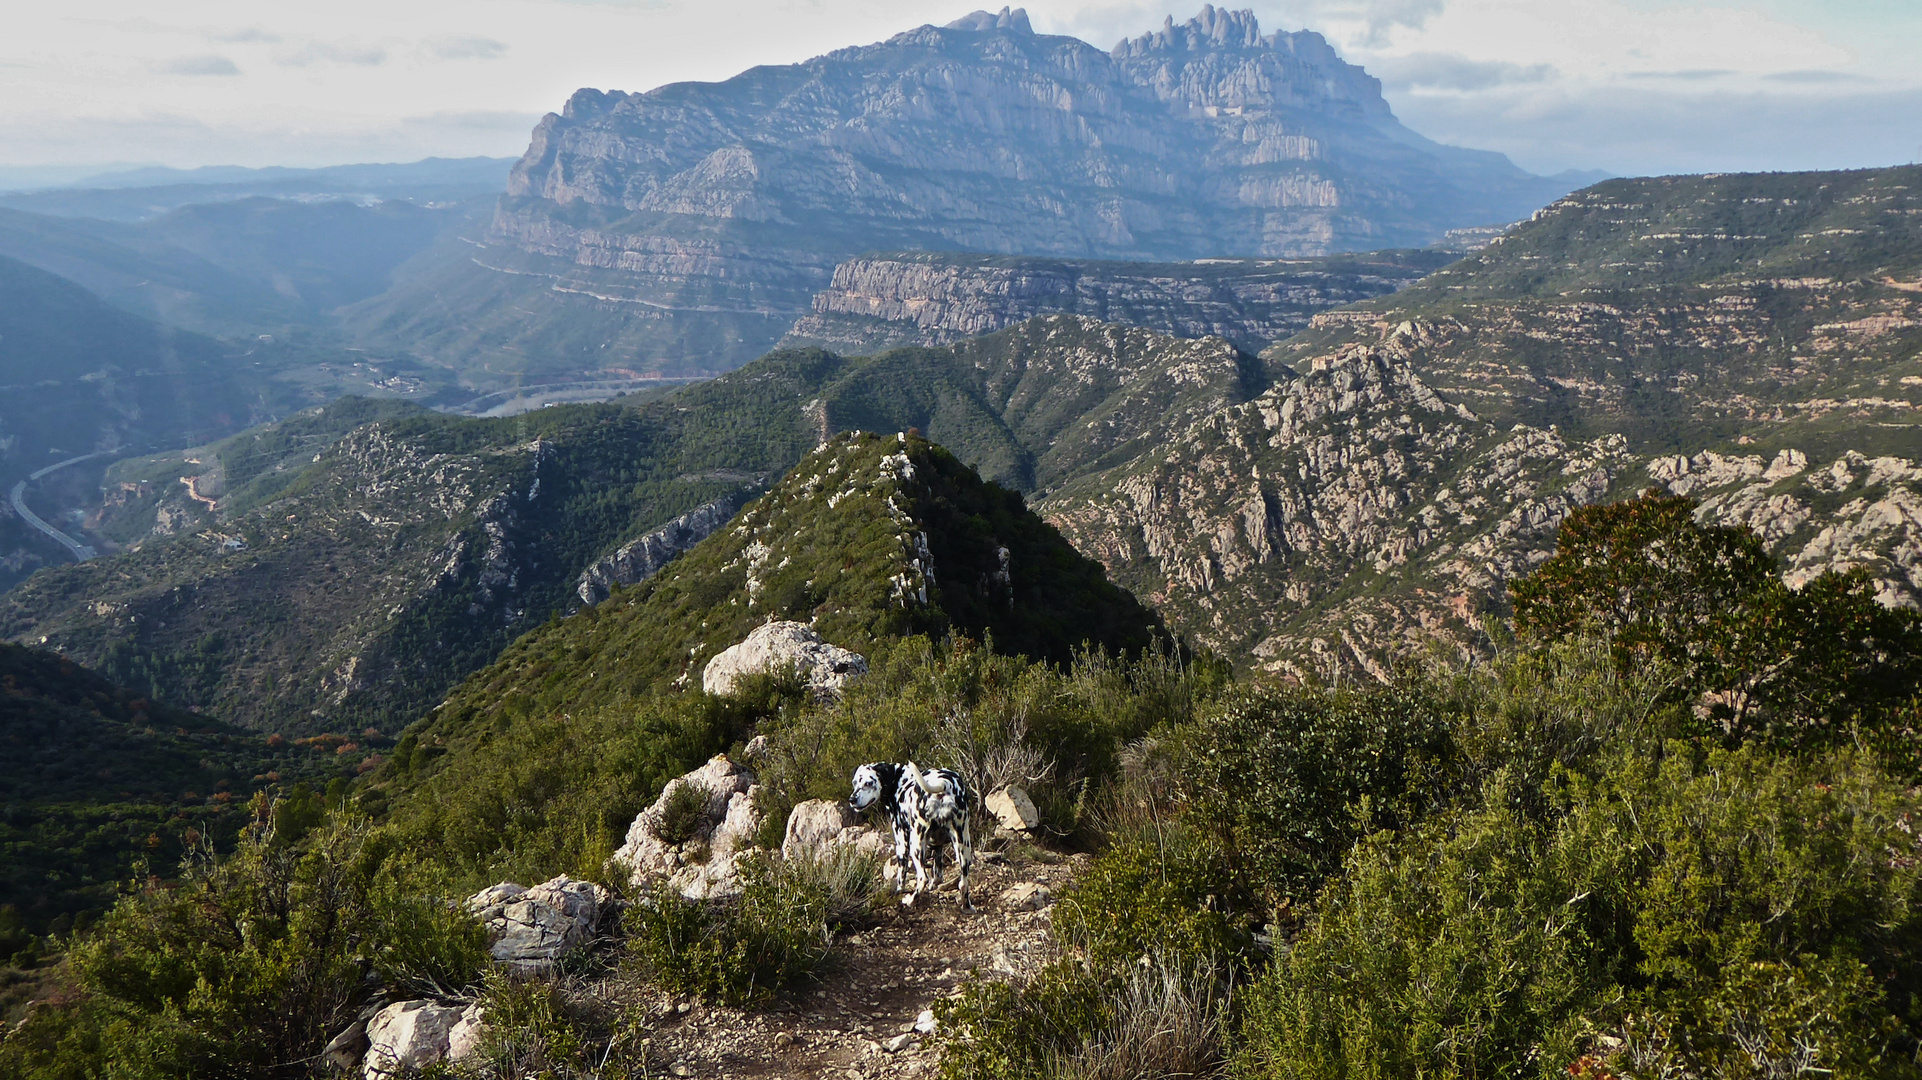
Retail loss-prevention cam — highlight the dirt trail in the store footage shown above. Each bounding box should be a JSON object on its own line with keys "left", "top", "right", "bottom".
{"left": 613, "top": 849, "right": 1082, "bottom": 1080}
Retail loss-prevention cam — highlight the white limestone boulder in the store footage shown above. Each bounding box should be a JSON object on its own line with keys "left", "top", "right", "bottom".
{"left": 610, "top": 753, "right": 764, "bottom": 899}
{"left": 986, "top": 785, "right": 1040, "bottom": 833}
{"left": 466, "top": 875, "right": 610, "bottom": 978}
{"left": 781, "top": 798, "right": 892, "bottom": 868}
{"left": 781, "top": 799, "right": 862, "bottom": 860}
{"left": 701, "top": 621, "right": 867, "bottom": 697}
{"left": 363, "top": 1000, "right": 485, "bottom": 1079}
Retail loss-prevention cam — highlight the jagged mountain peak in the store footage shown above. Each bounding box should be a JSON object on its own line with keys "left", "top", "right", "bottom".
{"left": 946, "top": 6, "right": 1032, "bottom": 33}
{"left": 1112, "top": 6, "right": 1388, "bottom": 118}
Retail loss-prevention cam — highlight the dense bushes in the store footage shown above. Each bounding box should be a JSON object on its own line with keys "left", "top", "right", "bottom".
{"left": 1512, "top": 489, "right": 1922, "bottom": 742}
{"left": 0, "top": 817, "right": 488, "bottom": 1080}
{"left": 624, "top": 851, "right": 845, "bottom": 1005}
{"left": 1187, "top": 684, "right": 1456, "bottom": 911}
{"left": 1238, "top": 743, "right": 1922, "bottom": 1078}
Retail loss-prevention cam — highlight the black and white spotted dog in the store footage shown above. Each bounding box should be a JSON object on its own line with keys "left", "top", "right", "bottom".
{"left": 848, "top": 761, "right": 975, "bottom": 911}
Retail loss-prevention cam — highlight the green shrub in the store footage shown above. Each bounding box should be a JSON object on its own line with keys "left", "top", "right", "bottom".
{"left": 466, "top": 973, "right": 588, "bottom": 1078}
{"left": 935, "top": 958, "right": 1116, "bottom": 1080}
{"left": 1511, "top": 490, "right": 1922, "bottom": 742}
{"left": 935, "top": 957, "right": 1226, "bottom": 1080}
{"left": 0, "top": 816, "right": 488, "bottom": 1080}
{"left": 651, "top": 780, "right": 713, "bottom": 847}
{"left": 1053, "top": 832, "right": 1254, "bottom": 971}
{"left": 624, "top": 852, "right": 831, "bottom": 1005}
{"left": 1235, "top": 743, "right": 1922, "bottom": 1080}
{"left": 1188, "top": 683, "right": 1457, "bottom": 912}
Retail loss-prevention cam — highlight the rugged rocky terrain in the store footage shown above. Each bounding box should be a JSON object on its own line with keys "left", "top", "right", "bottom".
{"left": 348, "top": 6, "right": 1578, "bottom": 380}
{"left": 1039, "top": 336, "right": 1922, "bottom": 680}
{"left": 1272, "top": 166, "right": 1922, "bottom": 456}
{"left": 16, "top": 167, "right": 1922, "bottom": 708}
{"left": 781, "top": 250, "right": 1447, "bottom": 356}
{"left": 1038, "top": 166, "right": 1922, "bottom": 679}
{"left": 414, "top": 431, "right": 1159, "bottom": 756}
{"left": 0, "top": 397, "right": 788, "bottom": 734}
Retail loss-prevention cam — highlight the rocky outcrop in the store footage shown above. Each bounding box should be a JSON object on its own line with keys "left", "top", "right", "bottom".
{"left": 1041, "top": 333, "right": 1922, "bottom": 681}
{"left": 782, "top": 251, "right": 1441, "bottom": 356}
{"left": 578, "top": 493, "right": 749, "bottom": 604}
{"left": 781, "top": 799, "right": 890, "bottom": 863}
{"left": 466, "top": 875, "right": 611, "bottom": 978}
{"left": 701, "top": 621, "right": 868, "bottom": 697}
{"left": 611, "top": 754, "right": 764, "bottom": 899}
{"left": 432, "top": 7, "right": 1577, "bottom": 377}
{"left": 363, "top": 1000, "right": 485, "bottom": 1079}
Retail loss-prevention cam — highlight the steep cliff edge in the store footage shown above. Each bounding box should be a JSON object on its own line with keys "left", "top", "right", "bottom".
{"left": 349, "top": 7, "right": 1575, "bottom": 382}
{"left": 781, "top": 250, "right": 1448, "bottom": 356}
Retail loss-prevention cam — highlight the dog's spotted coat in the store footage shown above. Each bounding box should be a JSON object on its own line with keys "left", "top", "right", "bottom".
{"left": 848, "top": 761, "right": 975, "bottom": 911}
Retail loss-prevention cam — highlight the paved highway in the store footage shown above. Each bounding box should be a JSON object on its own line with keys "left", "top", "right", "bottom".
{"left": 7, "top": 452, "right": 107, "bottom": 563}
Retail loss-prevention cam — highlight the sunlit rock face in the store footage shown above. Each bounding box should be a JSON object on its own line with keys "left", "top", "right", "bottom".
{"left": 468, "top": 6, "right": 1575, "bottom": 373}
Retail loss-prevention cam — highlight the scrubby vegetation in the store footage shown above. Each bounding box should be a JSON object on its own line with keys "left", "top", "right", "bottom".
{"left": 4, "top": 481, "right": 1918, "bottom": 1079}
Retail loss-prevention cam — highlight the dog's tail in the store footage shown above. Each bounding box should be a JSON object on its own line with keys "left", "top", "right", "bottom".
{"left": 906, "top": 762, "right": 958, "bottom": 816}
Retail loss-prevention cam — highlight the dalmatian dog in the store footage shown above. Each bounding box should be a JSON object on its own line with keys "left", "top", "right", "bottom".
{"left": 848, "top": 761, "right": 975, "bottom": 911}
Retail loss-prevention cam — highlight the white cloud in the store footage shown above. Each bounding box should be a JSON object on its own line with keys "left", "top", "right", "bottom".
{"left": 1371, "top": 51, "right": 1555, "bottom": 92}
{"left": 156, "top": 54, "right": 241, "bottom": 77}
{"left": 275, "top": 41, "right": 389, "bottom": 68}
{"left": 424, "top": 36, "right": 509, "bottom": 61}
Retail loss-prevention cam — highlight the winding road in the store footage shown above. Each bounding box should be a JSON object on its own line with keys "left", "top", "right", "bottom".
{"left": 7, "top": 452, "right": 108, "bottom": 563}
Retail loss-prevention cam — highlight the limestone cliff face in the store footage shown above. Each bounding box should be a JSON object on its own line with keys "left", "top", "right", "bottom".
{"left": 440, "top": 6, "right": 1574, "bottom": 376}
{"left": 781, "top": 250, "right": 1444, "bottom": 356}
{"left": 1040, "top": 332, "right": 1922, "bottom": 682}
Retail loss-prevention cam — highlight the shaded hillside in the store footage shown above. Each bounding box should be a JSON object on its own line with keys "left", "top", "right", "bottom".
{"left": 0, "top": 319, "right": 1251, "bottom": 730}
{"left": 352, "top": 7, "right": 1576, "bottom": 382}
{"left": 0, "top": 395, "right": 803, "bottom": 735}
{"left": 410, "top": 432, "right": 1161, "bottom": 752}
{"left": 1270, "top": 166, "right": 1922, "bottom": 457}
{"left": 0, "top": 197, "right": 474, "bottom": 337}
{"left": 0, "top": 643, "right": 342, "bottom": 934}
{"left": 0, "top": 255, "right": 315, "bottom": 588}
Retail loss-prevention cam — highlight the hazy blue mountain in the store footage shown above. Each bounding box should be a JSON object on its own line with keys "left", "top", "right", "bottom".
{"left": 0, "top": 198, "right": 478, "bottom": 336}
{"left": 0, "top": 157, "right": 513, "bottom": 222}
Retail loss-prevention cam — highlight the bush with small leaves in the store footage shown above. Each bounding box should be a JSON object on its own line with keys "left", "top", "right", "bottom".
{"left": 624, "top": 852, "right": 831, "bottom": 1005}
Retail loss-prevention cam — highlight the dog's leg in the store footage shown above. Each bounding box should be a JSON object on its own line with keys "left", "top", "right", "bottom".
{"left": 890, "top": 826, "right": 910, "bottom": 893}
{"left": 956, "top": 816, "right": 975, "bottom": 912}
{"left": 905, "top": 822, "right": 933, "bottom": 907}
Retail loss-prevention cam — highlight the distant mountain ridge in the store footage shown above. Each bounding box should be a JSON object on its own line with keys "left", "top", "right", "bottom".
{"left": 780, "top": 249, "right": 1450, "bottom": 356}
{"left": 347, "top": 5, "right": 1580, "bottom": 381}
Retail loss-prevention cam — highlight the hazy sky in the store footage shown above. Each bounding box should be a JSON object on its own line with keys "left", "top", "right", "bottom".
{"left": 2, "top": 0, "right": 1918, "bottom": 181}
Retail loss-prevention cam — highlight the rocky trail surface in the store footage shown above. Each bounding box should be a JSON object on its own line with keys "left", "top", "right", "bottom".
{"left": 620, "top": 849, "right": 1076, "bottom": 1080}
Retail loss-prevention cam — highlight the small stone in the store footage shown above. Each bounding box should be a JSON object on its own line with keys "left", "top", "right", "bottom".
{"left": 1002, "top": 882, "right": 1052, "bottom": 911}
{"left": 670, "top": 1064, "right": 692, "bottom": 1078}
{"left": 773, "top": 1030, "right": 798, "bottom": 1050}
{"left": 914, "top": 1009, "right": 938, "bottom": 1034}
{"left": 985, "top": 786, "right": 1039, "bottom": 832}
{"left": 676, "top": 1002, "right": 693, "bottom": 1015}
{"left": 884, "top": 1033, "right": 917, "bottom": 1053}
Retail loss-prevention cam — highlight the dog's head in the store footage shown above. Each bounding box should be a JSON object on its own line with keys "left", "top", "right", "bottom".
{"left": 849, "top": 762, "right": 894, "bottom": 811}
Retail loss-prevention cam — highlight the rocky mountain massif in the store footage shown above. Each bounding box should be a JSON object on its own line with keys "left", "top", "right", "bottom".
{"left": 780, "top": 249, "right": 1448, "bottom": 356}
{"left": 1040, "top": 166, "right": 1922, "bottom": 677}
{"left": 347, "top": 6, "right": 1580, "bottom": 380}
{"left": 12, "top": 166, "right": 1919, "bottom": 710}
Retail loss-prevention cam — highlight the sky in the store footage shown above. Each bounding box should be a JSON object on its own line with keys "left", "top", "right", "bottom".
{"left": 1, "top": 0, "right": 1917, "bottom": 184}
